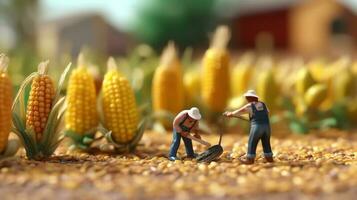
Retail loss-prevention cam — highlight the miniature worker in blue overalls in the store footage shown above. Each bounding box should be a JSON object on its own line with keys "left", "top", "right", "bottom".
{"left": 169, "top": 107, "right": 202, "bottom": 161}
{"left": 223, "top": 90, "right": 274, "bottom": 164}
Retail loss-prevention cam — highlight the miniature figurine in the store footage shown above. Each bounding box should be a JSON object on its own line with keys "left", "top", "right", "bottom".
{"left": 223, "top": 90, "right": 273, "bottom": 164}
{"left": 169, "top": 107, "right": 202, "bottom": 161}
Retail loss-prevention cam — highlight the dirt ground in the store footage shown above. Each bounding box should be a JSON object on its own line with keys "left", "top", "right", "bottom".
{"left": 0, "top": 130, "right": 356, "bottom": 200}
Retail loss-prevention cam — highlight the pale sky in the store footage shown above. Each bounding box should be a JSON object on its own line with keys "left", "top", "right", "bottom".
{"left": 40, "top": 0, "right": 144, "bottom": 31}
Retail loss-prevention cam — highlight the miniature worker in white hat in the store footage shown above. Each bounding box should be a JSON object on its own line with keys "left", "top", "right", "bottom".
{"left": 169, "top": 107, "right": 202, "bottom": 161}
{"left": 223, "top": 90, "right": 273, "bottom": 164}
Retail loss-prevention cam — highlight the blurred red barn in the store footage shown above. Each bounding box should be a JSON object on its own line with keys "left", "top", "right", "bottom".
{"left": 231, "top": 0, "right": 357, "bottom": 55}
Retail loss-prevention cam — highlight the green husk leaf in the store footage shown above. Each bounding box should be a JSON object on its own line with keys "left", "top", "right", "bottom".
{"left": 26, "top": 128, "right": 38, "bottom": 149}
{"left": 0, "top": 139, "right": 20, "bottom": 158}
{"left": 12, "top": 123, "right": 39, "bottom": 159}
{"left": 41, "top": 97, "right": 66, "bottom": 148}
{"left": 65, "top": 130, "right": 83, "bottom": 143}
{"left": 105, "top": 131, "right": 121, "bottom": 148}
{"left": 103, "top": 118, "right": 147, "bottom": 152}
{"left": 12, "top": 72, "right": 37, "bottom": 124}
{"left": 83, "top": 136, "right": 94, "bottom": 145}
{"left": 45, "top": 136, "right": 64, "bottom": 157}
{"left": 128, "top": 118, "right": 148, "bottom": 152}
{"left": 97, "top": 125, "right": 110, "bottom": 136}
{"left": 12, "top": 112, "right": 26, "bottom": 133}
{"left": 54, "top": 62, "right": 72, "bottom": 103}
{"left": 65, "top": 130, "right": 96, "bottom": 150}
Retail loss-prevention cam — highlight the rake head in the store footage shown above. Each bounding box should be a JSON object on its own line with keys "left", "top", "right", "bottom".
{"left": 196, "top": 131, "right": 224, "bottom": 163}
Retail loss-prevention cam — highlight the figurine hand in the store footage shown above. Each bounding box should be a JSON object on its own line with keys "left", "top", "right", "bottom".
{"left": 223, "top": 111, "right": 233, "bottom": 117}
{"left": 193, "top": 134, "right": 201, "bottom": 139}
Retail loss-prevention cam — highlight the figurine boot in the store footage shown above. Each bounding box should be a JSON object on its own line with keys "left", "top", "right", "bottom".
{"left": 239, "top": 156, "right": 255, "bottom": 165}
{"left": 265, "top": 156, "right": 274, "bottom": 163}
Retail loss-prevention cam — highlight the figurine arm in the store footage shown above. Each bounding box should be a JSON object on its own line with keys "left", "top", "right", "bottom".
{"left": 224, "top": 104, "right": 251, "bottom": 117}
{"left": 172, "top": 111, "right": 186, "bottom": 132}
{"left": 191, "top": 121, "right": 199, "bottom": 133}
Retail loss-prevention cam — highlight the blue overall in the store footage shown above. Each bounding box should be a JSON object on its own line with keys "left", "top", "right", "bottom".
{"left": 247, "top": 102, "right": 273, "bottom": 158}
{"left": 169, "top": 114, "right": 196, "bottom": 158}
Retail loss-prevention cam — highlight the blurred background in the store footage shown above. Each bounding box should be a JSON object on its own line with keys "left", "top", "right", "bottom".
{"left": 1, "top": 0, "right": 356, "bottom": 58}
{"left": 0, "top": 0, "right": 357, "bottom": 134}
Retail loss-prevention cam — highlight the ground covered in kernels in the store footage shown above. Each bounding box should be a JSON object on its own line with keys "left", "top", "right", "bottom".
{"left": 0, "top": 131, "right": 357, "bottom": 200}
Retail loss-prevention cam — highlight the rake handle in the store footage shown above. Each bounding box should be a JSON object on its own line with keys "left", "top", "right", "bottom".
{"left": 185, "top": 134, "right": 211, "bottom": 147}
{"left": 236, "top": 115, "right": 250, "bottom": 121}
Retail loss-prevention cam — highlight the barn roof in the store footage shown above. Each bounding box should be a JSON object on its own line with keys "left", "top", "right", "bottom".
{"left": 221, "top": 0, "right": 357, "bottom": 17}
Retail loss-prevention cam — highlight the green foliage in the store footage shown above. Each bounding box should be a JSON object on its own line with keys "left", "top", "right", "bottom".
{"left": 132, "top": 0, "right": 217, "bottom": 48}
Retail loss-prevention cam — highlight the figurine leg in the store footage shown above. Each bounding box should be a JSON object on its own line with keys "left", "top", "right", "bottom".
{"left": 246, "top": 124, "right": 261, "bottom": 159}
{"left": 182, "top": 137, "right": 195, "bottom": 158}
{"left": 169, "top": 130, "right": 181, "bottom": 159}
{"left": 261, "top": 124, "right": 273, "bottom": 162}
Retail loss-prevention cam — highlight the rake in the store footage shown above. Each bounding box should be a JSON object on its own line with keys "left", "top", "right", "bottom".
{"left": 196, "top": 130, "right": 224, "bottom": 162}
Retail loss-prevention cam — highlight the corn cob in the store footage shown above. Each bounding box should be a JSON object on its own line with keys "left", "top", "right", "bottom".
{"left": 26, "top": 61, "right": 55, "bottom": 141}
{"left": 307, "top": 59, "right": 329, "bottom": 82}
{"left": 295, "top": 67, "right": 315, "bottom": 96}
{"left": 304, "top": 84, "right": 327, "bottom": 108}
{"left": 281, "top": 59, "right": 304, "bottom": 95}
{"left": 12, "top": 60, "right": 70, "bottom": 160}
{"left": 352, "top": 61, "right": 357, "bottom": 76}
{"left": 231, "top": 54, "right": 254, "bottom": 97}
{"left": 65, "top": 54, "right": 98, "bottom": 136}
{"left": 102, "top": 57, "right": 139, "bottom": 143}
{"left": 227, "top": 96, "right": 246, "bottom": 110}
{"left": 201, "top": 25, "right": 231, "bottom": 112}
{"left": 183, "top": 68, "right": 200, "bottom": 106}
{"left": 0, "top": 55, "right": 12, "bottom": 153}
{"left": 256, "top": 67, "right": 279, "bottom": 109}
{"left": 333, "top": 68, "right": 355, "bottom": 102}
{"left": 152, "top": 42, "right": 184, "bottom": 115}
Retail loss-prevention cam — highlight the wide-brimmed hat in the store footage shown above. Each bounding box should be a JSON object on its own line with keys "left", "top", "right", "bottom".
{"left": 244, "top": 90, "right": 259, "bottom": 99}
{"left": 187, "top": 107, "right": 202, "bottom": 120}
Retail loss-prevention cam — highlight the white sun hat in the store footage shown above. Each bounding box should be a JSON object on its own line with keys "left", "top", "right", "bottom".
{"left": 187, "top": 107, "right": 202, "bottom": 120}
{"left": 244, "top": 90, "right": 259, "bottom": 99}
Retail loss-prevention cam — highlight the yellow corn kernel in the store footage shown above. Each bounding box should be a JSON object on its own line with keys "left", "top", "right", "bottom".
{"left": 0, "top": 55, "right": 12, "bottom": 153}
{"left": 102, "top": 57, "right": 139, "bottom": 143}
{"left": 26, "top": 61, "right": 55, "bottom": 141}
{"left": 65, "top": 55, "right": 98, "bottom": 134}
{"left": 201, "top": 25, "right": 231, "bottom": 112}
{"left": 152, "top": 42, "right": 184, "bottom": 115}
